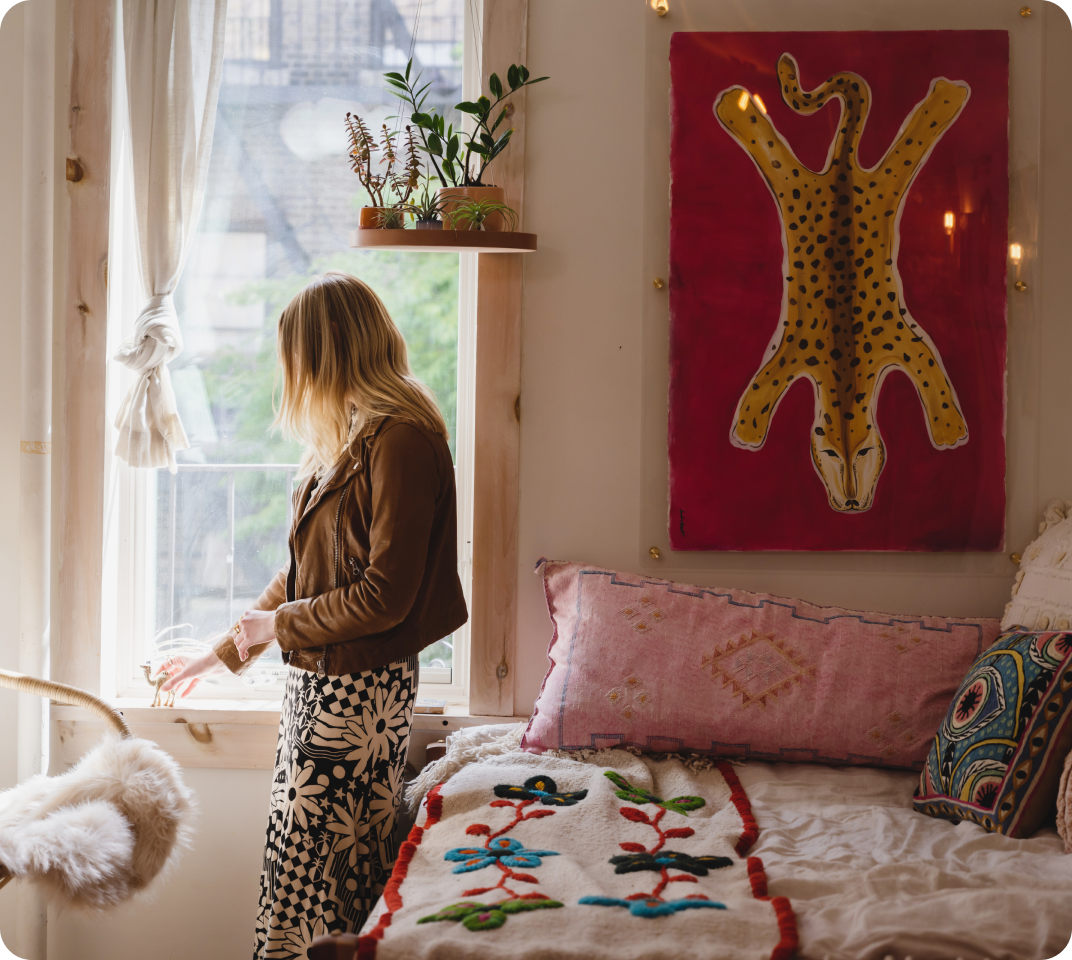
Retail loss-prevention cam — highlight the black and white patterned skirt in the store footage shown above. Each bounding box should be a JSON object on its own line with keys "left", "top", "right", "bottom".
{"left": 253, "top": 656, "right": 417, "bottom": 959}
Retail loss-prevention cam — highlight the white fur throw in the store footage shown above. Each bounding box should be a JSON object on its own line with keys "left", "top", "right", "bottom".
{"left": 1003, "top": 498, "right": 1072, "bottom": 632}
{"left": 0, "top": 737, "right": 195, "bottom": 909}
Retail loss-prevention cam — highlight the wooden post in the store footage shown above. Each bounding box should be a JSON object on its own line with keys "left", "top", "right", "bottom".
{"left": 54, "top": 0, "right": 112, "bottom": 693}
{"left": 469, "top": 0, "right": 528, "bottom": 717}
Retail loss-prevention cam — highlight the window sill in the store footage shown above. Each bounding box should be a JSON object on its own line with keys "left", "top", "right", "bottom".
{"left": 52, "top": 701, "right": 530, "bottom": 769}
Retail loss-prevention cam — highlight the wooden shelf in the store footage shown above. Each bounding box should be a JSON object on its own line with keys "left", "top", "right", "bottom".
{"left": 348, "top": 228, "right": 537, "bottom": 254}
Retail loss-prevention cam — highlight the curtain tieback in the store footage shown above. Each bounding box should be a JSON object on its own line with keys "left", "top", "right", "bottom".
{"left": 113, "top": 293, "right": 190, "bottom": 473}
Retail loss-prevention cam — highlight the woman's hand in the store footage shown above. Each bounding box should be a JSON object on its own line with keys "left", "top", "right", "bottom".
{"left": 159, "top": 650, "right": 226, "bottom": 697}
{"left": 235, "top": 608, "right": 277, "bottom": 661}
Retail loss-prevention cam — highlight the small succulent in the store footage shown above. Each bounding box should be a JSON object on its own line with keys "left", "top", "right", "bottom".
{"left": 444, "top": 196, "right": 519, "bottom": 232}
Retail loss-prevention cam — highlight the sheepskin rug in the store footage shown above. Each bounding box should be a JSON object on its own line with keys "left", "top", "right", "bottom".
{"left": 0, "top": 737, "right": 195, "bottom": 909}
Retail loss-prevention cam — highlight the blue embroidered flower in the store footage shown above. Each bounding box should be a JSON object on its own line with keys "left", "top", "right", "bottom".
{"left": 579, "top": 896, "right": 726, "bottom": 918}
{"left": 608, "top": 851, "right": 734, "bottom": 876}
{"left": 444, "top": 837, "right": 560, "bottom": 873}
{"left": 493, "top": 775, "right": 588, "bottom": 806}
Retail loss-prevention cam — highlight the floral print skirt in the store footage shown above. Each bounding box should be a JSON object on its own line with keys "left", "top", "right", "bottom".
{"left": 253, "top": 656, "right": 417, "bottom": 959}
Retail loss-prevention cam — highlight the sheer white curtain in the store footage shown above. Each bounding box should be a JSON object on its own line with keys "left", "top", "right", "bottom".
{"left": 112, "top": 0, "right": 228, "bottom": 473}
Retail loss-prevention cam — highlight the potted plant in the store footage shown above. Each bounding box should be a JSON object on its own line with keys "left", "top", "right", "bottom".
{"left": 405, "top": 181, "right": 451, "bottom": 230}
{"left": 442, "top": 195, "right": 519, "bottom": 234}
{"left": 344, "top": 115, "right": 421, "bottom": 228}
{"left": 385, "top": 59, "right": 547, "bottom": 218}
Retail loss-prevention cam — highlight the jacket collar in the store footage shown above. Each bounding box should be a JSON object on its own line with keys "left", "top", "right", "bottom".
{"left": 293, "top": 415, "right": 392, "bottom": 525}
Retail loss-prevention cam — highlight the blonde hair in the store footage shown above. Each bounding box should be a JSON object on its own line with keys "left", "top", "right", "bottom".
{"left": 275, "top": 271, "right": 448, "bottom": 478}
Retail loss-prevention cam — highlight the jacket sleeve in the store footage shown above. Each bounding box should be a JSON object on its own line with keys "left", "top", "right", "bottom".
{"left": 274, "top": 423, "right": 440, "bottom": 653}
{"left": 214, "top": 565, "right": 289, "bottom": 675}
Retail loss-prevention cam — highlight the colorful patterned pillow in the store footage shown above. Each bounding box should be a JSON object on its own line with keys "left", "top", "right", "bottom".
{"left": 521, "top": 561, "right": 1001, "bottom": 770}
{"left": 913, "top": 630, "right": 1072, "bottom": 837}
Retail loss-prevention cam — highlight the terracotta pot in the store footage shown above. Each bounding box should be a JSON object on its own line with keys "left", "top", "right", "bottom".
{"left": 358, "top": 206, "right": 405, "bottom": 229}
{"left": 438, "top": 185, "right": 509, "bottom": 232}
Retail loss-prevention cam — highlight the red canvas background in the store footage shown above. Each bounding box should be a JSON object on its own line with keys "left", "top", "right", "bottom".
{"left": 668, "top": 31, "right": 1008, "bottom": 551}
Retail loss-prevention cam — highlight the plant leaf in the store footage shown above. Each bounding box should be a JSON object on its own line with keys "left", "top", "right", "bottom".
{"left": 525, "top": 76, "right": 550, "bottom": 85}
{"left": 480, "top": 132, "right": 495, "bottom": 148}
{"left": 383, "top": 71, "right": 406, "bottom": 81}
{"left": 618, "top": 807, "right": 649, "bottom": 824}
{"left": 405, "top": 58, "right": 412, "bottom": 81}
{"left": 518, "top": 64, "right": 529, "bottom": 83}
{"left": 468, "top": 143, "right": 489, "bottom": 157}
{"left": 455, "top": 101, "right": 483, "bottom": 116}
{"left": 508, "top": 64, "right": 521, "bottom": 89}
{"left": 489, "top": 72, "right": 503, "bottom": 99}
{"left": 427, "top": 133, "right": 443, "bottom": 156}
{"left": 618, "top": 842, "right": 647, "bottom": 852}
{"left": 446, "top": 137, "right": 459, "bottom": 161}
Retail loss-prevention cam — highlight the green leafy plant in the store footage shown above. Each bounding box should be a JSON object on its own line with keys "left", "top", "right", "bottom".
{"left": 344, "top": 115, "right": 422, "bottom": 207}
{"left": 386, "top": 59, "right": 547, "bottom": 188}
{"left": 443, "top": 195, "right": 519, "bottom": 232}
{"left": 405, "top": 180, "right": 452, "bottom": 223}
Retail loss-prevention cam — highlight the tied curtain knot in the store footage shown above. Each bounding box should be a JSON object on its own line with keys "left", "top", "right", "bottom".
{"left": 113, "top": 294, "right": 190, "bottom": 473}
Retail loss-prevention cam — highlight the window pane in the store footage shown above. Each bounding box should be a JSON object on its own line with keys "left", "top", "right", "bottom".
{"left": 158, "top": 0, "right": 464, "bottom": 678}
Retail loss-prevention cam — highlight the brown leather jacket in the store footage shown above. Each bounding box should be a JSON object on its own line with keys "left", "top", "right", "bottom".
{"left": 214, "top": 416, "right": 468, "bottom": 678}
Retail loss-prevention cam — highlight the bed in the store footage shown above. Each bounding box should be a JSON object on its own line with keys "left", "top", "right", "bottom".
{"left": 363, "top": 726, "right": 1072, "bottom": 960}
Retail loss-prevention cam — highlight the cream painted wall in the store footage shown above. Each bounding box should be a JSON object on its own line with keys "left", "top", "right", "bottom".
{"left": 513, "top": 0, "right": 1072, "bottom": 713}
{"left": 0, "top": 2, "right": 24, "bottom": 946}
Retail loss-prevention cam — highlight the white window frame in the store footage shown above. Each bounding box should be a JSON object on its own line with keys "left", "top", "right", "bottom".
{"left": 101, "top": 0, "right": 478, "bottom": 705}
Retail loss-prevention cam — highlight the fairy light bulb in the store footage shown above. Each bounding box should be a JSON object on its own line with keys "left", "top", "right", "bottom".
{"left": 943, "top": 211, "right": 955, "bottom": 232}
{"left": 753, "top": 94, "right": 767, "bottom": 114}
{"left": 737, "top": 90, "right": 750, "bottom": 111}
{"left": 1009, "top": 242, "right": 1023, "bottom": 264}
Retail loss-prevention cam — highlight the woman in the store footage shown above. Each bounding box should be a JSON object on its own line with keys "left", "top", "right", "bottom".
{"left": 163, "top": 272, "right": 468, "bottom": 958}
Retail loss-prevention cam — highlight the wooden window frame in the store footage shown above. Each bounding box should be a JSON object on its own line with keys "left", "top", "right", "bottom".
{"left": 55, "top": 0, "right": 526, "bottom": 720}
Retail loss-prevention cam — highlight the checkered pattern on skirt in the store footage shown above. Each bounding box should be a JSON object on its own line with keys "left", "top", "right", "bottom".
{"left": 253, "top": 657, "right": 417, "bottom": 959}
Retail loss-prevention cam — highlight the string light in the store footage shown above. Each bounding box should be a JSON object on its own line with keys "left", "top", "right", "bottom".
{"left": 753, "top": 94, "right": 767, "bottom": 114}
{"left": 737, "top": 90, "right": 750, "bottom": 111}
{"left": 1009, "top": 243, "right": 1023, "bottom": 264}
{"left": 943, "top": 211, "right": 955, "bottom": 232}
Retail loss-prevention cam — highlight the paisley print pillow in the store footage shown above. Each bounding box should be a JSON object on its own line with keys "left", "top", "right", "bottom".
{"left": 913, "top": 631, "right": 1072, "bottom": 837}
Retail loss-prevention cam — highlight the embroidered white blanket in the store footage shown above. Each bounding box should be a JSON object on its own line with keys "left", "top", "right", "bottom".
{"left": 358, "top": 749, "right": 796, "bottom": 960}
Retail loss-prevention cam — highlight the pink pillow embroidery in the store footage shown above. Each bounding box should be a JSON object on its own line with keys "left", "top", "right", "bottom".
{"left": 522, "top": 561, "right": 1002, "bottom": 770}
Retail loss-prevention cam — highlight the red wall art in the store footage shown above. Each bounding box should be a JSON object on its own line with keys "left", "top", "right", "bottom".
{"left": 668, "top": 31, "right": 1008, "bottom": 551}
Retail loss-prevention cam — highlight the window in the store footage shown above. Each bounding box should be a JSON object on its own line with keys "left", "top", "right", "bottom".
{"left": 104, "top": 0, "right": 475, "bottom": 702}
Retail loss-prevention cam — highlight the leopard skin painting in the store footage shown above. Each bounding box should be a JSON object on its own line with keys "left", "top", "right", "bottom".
{"left": 716, "top": 54, "right": 969, "bottom": 513}
{"left": 668, "top": 32, "right": 1008, "bottom": 551}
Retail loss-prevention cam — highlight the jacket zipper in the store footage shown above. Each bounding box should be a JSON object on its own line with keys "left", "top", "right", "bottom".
{"left": 316, "top": 487, "right": 347, "bottom": 679}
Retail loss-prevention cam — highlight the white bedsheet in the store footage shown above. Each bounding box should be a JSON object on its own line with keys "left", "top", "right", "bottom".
{"left": 737, "top": 762, "right": 1072, "bottom": 960}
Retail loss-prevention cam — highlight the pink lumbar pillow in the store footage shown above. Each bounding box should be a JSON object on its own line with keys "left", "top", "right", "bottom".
{"left": 522, "top": 561, "right": 1001, "bottom": 770}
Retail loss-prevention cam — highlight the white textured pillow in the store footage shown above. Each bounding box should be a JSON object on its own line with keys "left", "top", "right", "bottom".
{"left": 1003, "top": 498, "right": 1072, "bottom": 631}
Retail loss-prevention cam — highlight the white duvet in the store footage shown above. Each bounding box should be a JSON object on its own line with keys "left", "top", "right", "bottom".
{"left": 415, "top": 726, "right": 1072, "bottom": 960}
{"left": 738, "top": 762, "right": 1072, "bottom": 960}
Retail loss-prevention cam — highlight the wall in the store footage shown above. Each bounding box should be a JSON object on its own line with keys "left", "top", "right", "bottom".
{"left": 514, "top": 0, "right": 1072, "bottom": 713}
{"left": 0, "top": 0, "right": 25, "bottom": 948}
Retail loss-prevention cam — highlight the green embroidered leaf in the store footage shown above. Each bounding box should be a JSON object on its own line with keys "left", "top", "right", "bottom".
{"left": 462, "top": 909, "right": 508, "bottom": 931}
{"left": 417, "top": 901, "right": 487, "bottom": 924}
{"left": 499, "top": 898, "right": 564, "bottom": 914}
{"left": 663, "top": 795, "right": 706, "bottom": 815}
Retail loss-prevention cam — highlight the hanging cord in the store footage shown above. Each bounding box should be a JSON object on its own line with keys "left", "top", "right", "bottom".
{"left": 0, "top": 669, "right": 132, "bottom": 739}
